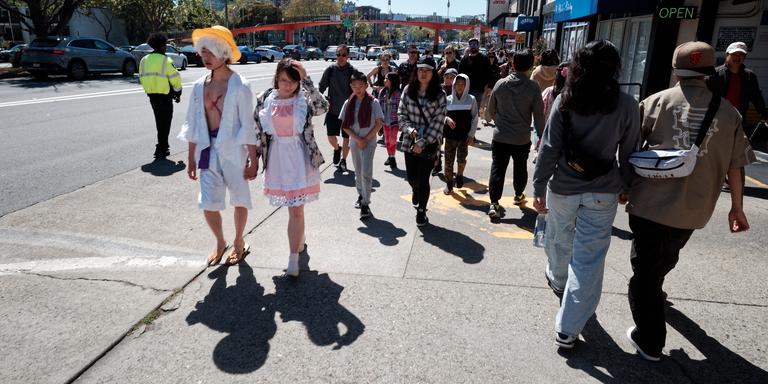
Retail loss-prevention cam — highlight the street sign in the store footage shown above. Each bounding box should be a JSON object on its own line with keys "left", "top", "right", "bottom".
{"left": 515, "top": 33, "right": 526, "bottom": 44}
{"left": 474, "top": 25, "right": 481, "bottom": 39}
{"left": 342, "top": 2, "right": 356, "bottom": 15}
{"left": 343, "top": 18, "right": 354, "bottom": 28}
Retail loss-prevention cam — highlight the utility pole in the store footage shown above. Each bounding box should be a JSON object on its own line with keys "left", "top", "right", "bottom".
{"left": 447, "top": 1, "right": 450, "bottom": 21}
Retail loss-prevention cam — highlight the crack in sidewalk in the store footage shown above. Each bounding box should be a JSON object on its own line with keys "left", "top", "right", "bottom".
{"left": 17, "top": 271, "right": 173, "bottom": 293}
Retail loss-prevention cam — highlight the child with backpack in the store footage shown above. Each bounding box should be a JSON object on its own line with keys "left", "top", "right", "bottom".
{"left": 378, "top": 72, "right": 402, "bottom": 169}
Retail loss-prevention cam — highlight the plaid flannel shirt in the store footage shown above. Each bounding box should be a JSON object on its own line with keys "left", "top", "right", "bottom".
{"left": 397, "top": 85, "right": 447, "bottom": 153}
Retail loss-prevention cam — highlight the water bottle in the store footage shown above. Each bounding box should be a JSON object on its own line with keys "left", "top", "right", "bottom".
{"left": 533, "top": 214, "right": 547, "bottom": 248}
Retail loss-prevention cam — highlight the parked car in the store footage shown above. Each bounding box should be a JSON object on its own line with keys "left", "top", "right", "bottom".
{"left": 254, "top": 47, "right": 284, "bottom": 62}
{"left": 324, "top": 45, "right": 338, "bottom": 61}
{"left": 348, "top": 46, "right": 365, "bottom": 60}
{"left": 306, "top": 47, "right": 322, "bottom": 60}
{"left": 237, "top": 46, "right": 263, "bottom": 64}
{"left": 282, "top": 44, "right": 307, "bottom": 60}
{"left": 21, "top": 36, "right": 137, "bottom": 80}
{"left": 118, "top": 45, "right": 135, "bottom": 52}
{"left": 0, "top": 44, "right": 26, "bottom": 67}
{"left": 258, "top": 45, "right": 282, "bottom": 52}
{"left": 380, "top": 47, "right": 399, "bottom": 60}
{"left": 131, "top": 43, "right": 187, "bottom": 70}
{"left": 366, "top": 46, "right": 382, "bottom": 61}
{"left": 179, "top": 45, "right": 203, "bottom": 66}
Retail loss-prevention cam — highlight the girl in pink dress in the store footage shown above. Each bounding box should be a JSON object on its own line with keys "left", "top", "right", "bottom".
{"left": 254, "top": 59, "right": 329, "bottom": 277}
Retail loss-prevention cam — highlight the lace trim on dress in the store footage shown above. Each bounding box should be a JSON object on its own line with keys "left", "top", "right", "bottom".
{"left": 266, "top": 192, "right": 319, "bottom": 207}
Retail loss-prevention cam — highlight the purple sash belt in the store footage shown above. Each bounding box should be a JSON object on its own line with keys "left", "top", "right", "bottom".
{"left": 198, "top": 129, "right": 219, "bottom": 170}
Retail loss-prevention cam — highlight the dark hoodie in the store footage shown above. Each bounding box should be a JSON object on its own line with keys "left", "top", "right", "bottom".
{"left": 444, "top": 74, "right": 478, "bottom": 141}
{"left": 486, "top": 70, "right": 544, "bottom": 145}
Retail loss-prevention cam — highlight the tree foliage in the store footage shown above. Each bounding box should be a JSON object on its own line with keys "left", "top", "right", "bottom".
{"left": 353, "top": 21, "right": 370, "bottom": 39}
{"left": 283, "top": 0, "right": 338, "bottom": 19}
{"left": 0, "top": 0, "right": 87, "bottom": 37}
{"left": 175, "top": 0, "right": 220, "bottom": 31}
{"left": 112, "top": 0, "right": 174, "bottom": 43}
{"left": 230, "top": 0, "right": 280, "bottom": 28}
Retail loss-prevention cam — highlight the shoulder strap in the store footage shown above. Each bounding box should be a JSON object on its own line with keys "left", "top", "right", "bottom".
{"left": 694, "top": 95, "right": 721, "bottom": 147}
{"left": 415, "top": 97, "right": 430, "bottom": 128}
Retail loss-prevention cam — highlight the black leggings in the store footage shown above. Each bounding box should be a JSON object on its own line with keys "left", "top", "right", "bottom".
{"left": 405, "top": 152, "right": 433, "bottom": 210}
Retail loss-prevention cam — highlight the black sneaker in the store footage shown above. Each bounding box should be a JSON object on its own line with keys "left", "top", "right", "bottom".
{"left": 432, "top": 160, "right": 441, "bottom": 176}
{"left": 626, "top": 326, "right": 661, "bottom": 362}
{"left": 384, "top": 157, "right": 391, "bottom": 166}
{"left": 416, "top": 209, "right": 428, "bottom": 226}
{"left": 360, "top": 204, "right": 371, "bottom": 219}
{"left": 390, "top": 157, "right": 397, "bottom": 170}
{"left": 411, "top": 194, "right": 418, "bottom": 208}
{"left": 339, "top": 159, "right": 348, "bottom": 172}
{"left": 443, "top": 180, "right": 453, "bottom": 195}
{"left": 555, "top": 332, "right": 577, "bottom": 349}
{"left": 332, "top": 147, "right": 342, "bottom": 165}
{"left": 456, "top": 175, "right": 464, "bottom": 188}
{"left": 354, "top": 195, "right": 362, "bottom": 209}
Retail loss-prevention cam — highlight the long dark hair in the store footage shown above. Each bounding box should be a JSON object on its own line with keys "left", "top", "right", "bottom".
{"left": 406, "top": 68, "right": 442, "bottom": 101}
{"left": 559, "top": 40, "right": 621, "bottom": 115}
{"left": 553, "top": 61, "right": 569, "bottom": 98}
{"left": 385, "top": 71, "right": 400, "bottom": 91}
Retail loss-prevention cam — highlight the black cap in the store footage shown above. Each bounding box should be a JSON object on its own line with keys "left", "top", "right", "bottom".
{"left": 417, "top": 56, "right": 437, "bottom": 69}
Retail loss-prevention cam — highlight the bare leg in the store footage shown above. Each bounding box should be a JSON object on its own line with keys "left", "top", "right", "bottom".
{"left": 328, "top": 135, "right": 340, "bottom": 150}
{"left": 233, "top": 207, "right": 248, "bottom": 250}
{"left": 204, "top": 210, "right": 227, "bottom": 264}
{"left": 286, "top": 205, "right": 305, "bottom": 276}
{"left": 287, "top": 205, "right": 305, "bottom": 253}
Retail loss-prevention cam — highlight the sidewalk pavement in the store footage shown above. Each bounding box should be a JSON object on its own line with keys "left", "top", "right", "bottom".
{"left": 1, "top": 117, "right": 766, "bottom": 383}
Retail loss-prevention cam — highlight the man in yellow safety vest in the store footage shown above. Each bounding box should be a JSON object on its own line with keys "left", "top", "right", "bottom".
{"left": 139, "top": 32, "right": 182, "bottom": 159}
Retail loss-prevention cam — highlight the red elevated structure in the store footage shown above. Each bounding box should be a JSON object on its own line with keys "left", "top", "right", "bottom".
{"left": 232, "top": 20, "right": 515, "bottom": 47}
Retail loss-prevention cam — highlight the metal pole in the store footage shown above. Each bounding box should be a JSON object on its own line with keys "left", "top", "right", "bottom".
{"left": 224, "top": 0, "right": 229, "bottom": 28}
{"left": 8, "top": 11, "right": 15, "bottom": 42}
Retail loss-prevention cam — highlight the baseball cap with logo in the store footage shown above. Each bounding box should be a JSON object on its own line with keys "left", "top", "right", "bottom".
{"left": 726, "top": 41, "right": 748, "bottom": 55}
{"left": 672, "top": 41, "right": 715, "bottom": 77}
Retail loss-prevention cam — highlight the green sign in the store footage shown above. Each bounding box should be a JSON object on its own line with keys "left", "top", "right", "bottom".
{"left": 657, "top": 6, "right": 698, "bottom": 20}
{"left": 343, "top": 18, "right": 353, "bottom": 28}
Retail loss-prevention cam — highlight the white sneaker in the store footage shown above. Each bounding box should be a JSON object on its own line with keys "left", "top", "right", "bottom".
{"left": 555, "top": 332, "right": 577, "bottom": 349}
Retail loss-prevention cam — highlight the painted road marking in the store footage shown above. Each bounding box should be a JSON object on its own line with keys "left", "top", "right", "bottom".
{"left": 0, "top": 227, "right": 204, "bottom": 274}
{"left": 746, "top": 175, "right": 768, "bottom": 189}
{"left": 401, "top": 180, "right": 535, "bottom": 240}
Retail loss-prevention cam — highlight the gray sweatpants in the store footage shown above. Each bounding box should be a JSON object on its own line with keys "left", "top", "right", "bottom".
{"left": 350, "top": 137, "right": 377, "bottom": 205}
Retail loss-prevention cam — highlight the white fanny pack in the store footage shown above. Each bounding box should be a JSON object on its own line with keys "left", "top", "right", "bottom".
{"left": 629, "top": 96, "right": 720, "bottom": 179}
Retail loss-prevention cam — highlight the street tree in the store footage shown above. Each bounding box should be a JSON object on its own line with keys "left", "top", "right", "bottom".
{"left": 111, "top": 0, "right": 174, "bottom": 43}
{"left": 0, "top": 0, "right": 87, "bottom": 38}
{"left": 77, "top": 0, "right": 116, "bottom": 40}
{"left": 230, "top": 0, "right": 280, "bottom": 28}
{"left": 175, "top": 0, "right": 220, "bottom": 31}
{"left": 353, "top": 21, "right": 371, "bottom": 42}
{"left": 283, "top": 0, "right": 338, "bottom": 20}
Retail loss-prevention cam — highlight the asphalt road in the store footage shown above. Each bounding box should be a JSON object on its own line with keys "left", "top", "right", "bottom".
{"left": 2, "top": 58, "right": 767, "bottom": 216}
{"left": 0, "top": 58, "right": 380, "bottom": 216}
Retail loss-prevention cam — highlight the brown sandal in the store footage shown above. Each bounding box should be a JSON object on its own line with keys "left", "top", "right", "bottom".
{"left": 207, "top": 244, "right": 229, "bottom": 266}
{"left": 226, "top": 243, "right": 251, "bottom": 265}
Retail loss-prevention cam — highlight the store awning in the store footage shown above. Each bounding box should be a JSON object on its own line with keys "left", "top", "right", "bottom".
{"left": 554, "top": 0, "right": 657, "bottom": 23}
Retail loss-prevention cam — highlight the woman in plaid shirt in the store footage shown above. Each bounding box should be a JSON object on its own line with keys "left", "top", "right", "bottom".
{"left": 398, "top": 57, "right": 447, "bottom": 226}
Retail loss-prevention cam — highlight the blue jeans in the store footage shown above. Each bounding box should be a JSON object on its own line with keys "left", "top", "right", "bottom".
{"left": 544, "top": 190, "right": 618, "bottom": 337}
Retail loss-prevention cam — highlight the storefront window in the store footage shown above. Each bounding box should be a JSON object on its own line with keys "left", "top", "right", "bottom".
{"left": 598, "top": 16, "right": 652, "bottom": 100}
{"left": 560, "top": 21, "right": 589, "bottom": 61}
{"left": 542, "top": 15, "right": 557, "bottom": 50}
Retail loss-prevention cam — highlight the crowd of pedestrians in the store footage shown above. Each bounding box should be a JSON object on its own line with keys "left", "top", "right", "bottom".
{"left": 164, "top": 25, "right": 758, "bottom": 362}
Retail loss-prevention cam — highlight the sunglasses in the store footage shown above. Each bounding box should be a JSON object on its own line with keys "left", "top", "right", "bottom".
{"left": 444, "top": 51, "right": 454, "bottom": 55}
{"left": 337, "top": 53, "right": 348, "bottom": 57}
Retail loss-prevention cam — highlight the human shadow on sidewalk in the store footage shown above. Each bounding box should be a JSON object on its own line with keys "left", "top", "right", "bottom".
{"left": 469, "top": 138, "right": 492, "bottom": 151}
{"left": 140, "top": 158, "right": 186, "bottom": 177}
{"left": 185, "top": 263, "right": 277, "bottom": 374}
{"left": 743, "top": 186, "right": 768, "bottom": 200}
{"left": 497, "top": 206, "right": 538, "bottom": 232}
{"left": 559, "top": 315, "right": 663, "bottom": 383}
{"left": 357, "top": 216, "right": 407, "bottom": 246}
{"left": 272, "top": 249, "right": 366, "bottom": 349}
{"left": 385, "top": 166, "right": 407, "bottom": 179}
{"left": 665, "top": 304, "right": 768, "bottom": 383}
{"left": 418, "top": 224, "right": 484, "bottom": 264}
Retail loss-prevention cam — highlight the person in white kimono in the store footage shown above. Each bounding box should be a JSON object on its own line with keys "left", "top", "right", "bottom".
{"left": 178, "top": 26, "right": 259, "bottom": 266}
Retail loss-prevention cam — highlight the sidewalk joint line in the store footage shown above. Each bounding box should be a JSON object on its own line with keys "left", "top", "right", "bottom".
{"left": 17, "top": 271, "right": 173, "bottom": 293}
